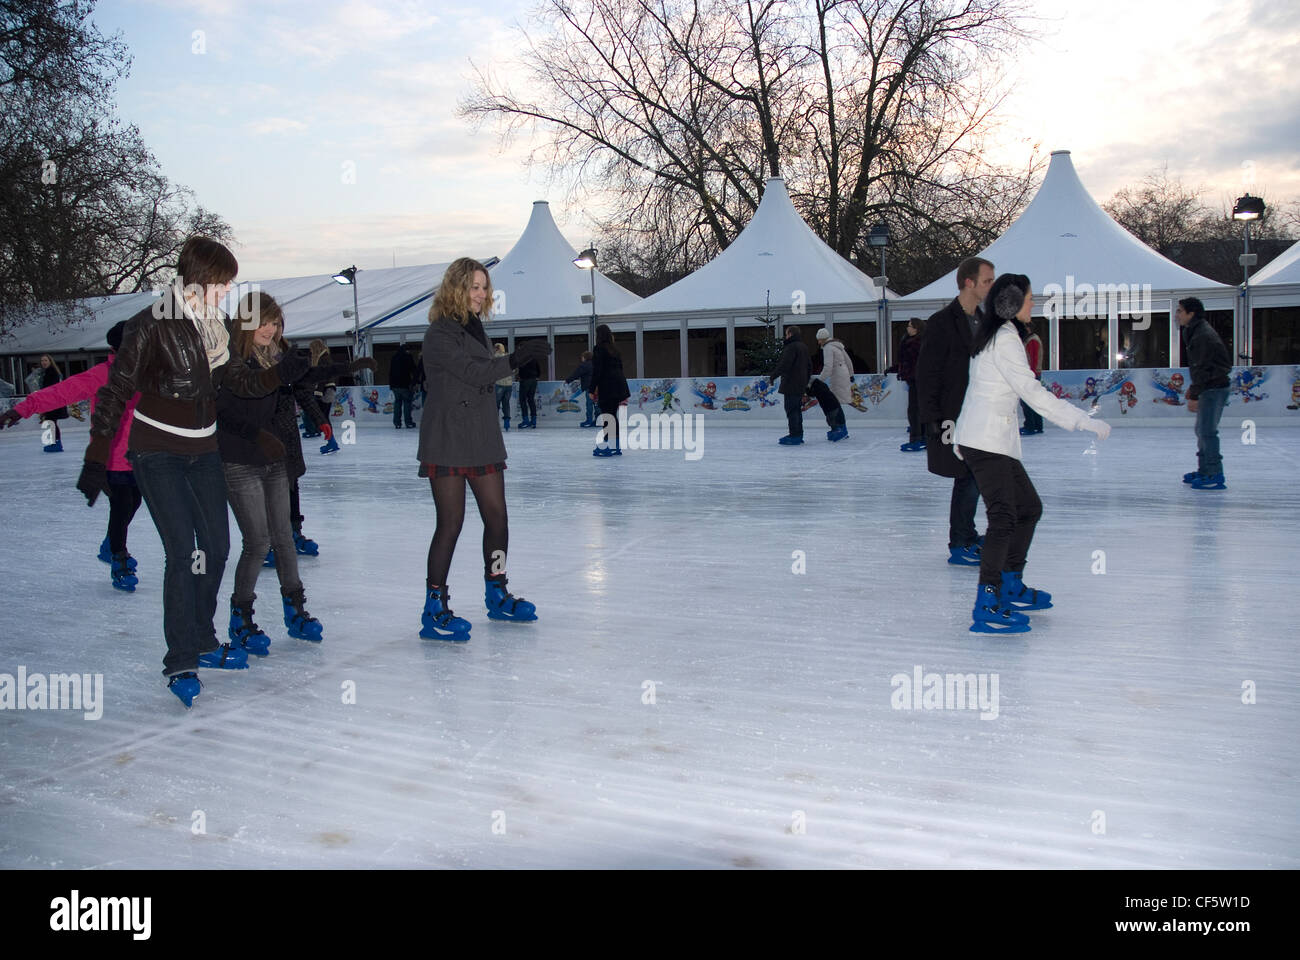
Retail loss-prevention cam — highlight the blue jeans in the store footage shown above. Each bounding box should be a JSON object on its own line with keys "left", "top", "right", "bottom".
{"left": 495, "top": 384, "right": 513, "bottom": 423}
{"left": 129, "top": 449, "right": 230, "bottom": 675}
{"left": 584, "top": 391, "right": 596, "bottom": 423}
{"left": 223, "top": 460, "right": 300, "bottom": 604}
{"left": 1195, "top": 386, "right": 1229, "bottom": 475}
{"left": 391, "top": 387, "right": 414, "bottom": 427}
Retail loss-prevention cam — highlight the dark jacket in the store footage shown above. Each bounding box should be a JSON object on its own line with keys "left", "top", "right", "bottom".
{"left": 389, "top": 346, "right": 416, "bottom": 389}
{"left": 565, "top": 359, "right": 594, "bottom": 392}
{"left": 417, "top": 314, "right": 514, "bottom": 467}
{"left": 897, "top": 334, "right": 921, "bottom": 384}
{"left": 771, "top": 334, "right": 811, "bottom": 396}
{"left": 916, "top": 297, "right": 978, "bottom": 479}
{"left": 590, "top": 344, "right": 629, "bottom": 407}
{"left": 517, "top": 358, "right": 541, "bottom": 382}
{"left": 217, "top": 363, "right": 324, "bottom": 479}
{"left": 90, "top": 293, "right": 282, "bottom": 456}
{"left": 1181, "top": 316, "right": 1231, "bottom": 400}
{"left": 39, "top": 367, "right": 69, "bottom": 420}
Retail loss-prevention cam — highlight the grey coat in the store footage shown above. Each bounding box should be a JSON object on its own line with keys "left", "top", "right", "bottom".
{"left": 417, "top": 315, "right": 514, "bottom": 467}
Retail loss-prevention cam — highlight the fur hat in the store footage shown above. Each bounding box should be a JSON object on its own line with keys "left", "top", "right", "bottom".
{"left": 815, "top": 327, "right": 831, "bottom": 342}
{"left": 994, "top": 284, "right": 1026, "bottom": 321}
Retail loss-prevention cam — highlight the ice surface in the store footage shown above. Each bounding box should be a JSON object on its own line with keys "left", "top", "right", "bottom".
{"left": 1, "top": 417, "right": 1297, "bottom": 868}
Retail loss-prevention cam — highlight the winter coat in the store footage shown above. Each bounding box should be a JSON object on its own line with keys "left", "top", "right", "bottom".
{"left": 813, "top": 339, "right": 852, "bottom": 404}
{"left": 38, "top": 367, "right": 69, "bottom": 420}
{"left": 90, "top": 292, "right": 283, "bottom": 456}
{"left": 517, "top": 358, "right": 541, "bottom": 382}
{"left": 217, "top": 362, "right": 323, "bottom": 480}
{"left": 389, "top": 347, "right": 417, "bottom": 389}
{"left": 954, "top": 323, "right": 1092, "bottom": 461}
{"left": 897, "top": 334, "right": 921, "bottom": 383}
{"left": 591, "top": 344, "right": 630, "bottom": 406}
{"left": 1181, "top": 316, "right": 1231, "bottom": 400}
{"left": 417, "top": 314, "right": 514, "bottom": 467}
{"left": 916, "top": 297, "right": 979, "bottom": 479}
{"left": 771, "top": 335, "right": 811, "bottom": 396}
{"left": 565, "top": 359, "right": 594, "bottom": 392}
{"left": 17, "top": 359, "right": 138, "bottom": 470}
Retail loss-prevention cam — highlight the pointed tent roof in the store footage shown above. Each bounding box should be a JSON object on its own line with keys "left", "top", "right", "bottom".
{"left": 1254, "top": 238, "right": 1300, "bottom": 284}
{"left": 488, "top": 201, "right": 640, "bottom": 322}
{"left": 613, "top": 178, "right": 879, "bottom": 316}
{"left": 904, "top": 151, "right": 1222, "bottom": 301}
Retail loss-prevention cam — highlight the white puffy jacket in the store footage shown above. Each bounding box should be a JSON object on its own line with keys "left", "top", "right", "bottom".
{"left": 954, "top": 324, "right": 1091, "bottom": 461}
{"left": 814, "top": 339, "right": 853, "bottom": 404}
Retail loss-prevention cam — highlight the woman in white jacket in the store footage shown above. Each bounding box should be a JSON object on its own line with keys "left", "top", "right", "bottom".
{"left": 953, "top": 274, "right": 1111, "bottom": 634}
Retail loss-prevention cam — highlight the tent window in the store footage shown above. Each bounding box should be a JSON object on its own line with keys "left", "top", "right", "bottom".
{"left": 642, "top": 330, "right": 679, "bottom": 378}
{"left": 1252, "top": 307, "right": 1300, "bottom": 365}
{"left": 833, "top": 321, "right": 877, "bottom": 373}
{"left": 1058, "top": 317, "right": 1108, "bottom": 370}
{"left": 686, "top": 328, "right": 726, "bottom": 378}
{"left": 553, "top": 334, "right": 587, "bottom": 381}
{"left": 1118, "top": 315, "right": 1169, "bottom": 368}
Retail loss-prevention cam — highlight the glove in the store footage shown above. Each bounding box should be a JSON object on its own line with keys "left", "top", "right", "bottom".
{"left": 255, "top": 429, "right": 285, "bottom": 460}
{"left": 348, "top": 357, "right": 377, "bottom": 374}
{"left": 509, "top": 340, "right": 551, "bottom": 369}
{"left": 0, "top": 409, "right": 21, "bottom": 429}
{"left": 277, "top": 349, "right": 311, "bottom": 384}
{"left": 1082, "top": 418, "right": 1111, "bottom": 441}
{"left": 321, "top": 423, "right": 333, "bottom": 442}
{"left": 77, "top": 461, "right": 110, "bottom": 507}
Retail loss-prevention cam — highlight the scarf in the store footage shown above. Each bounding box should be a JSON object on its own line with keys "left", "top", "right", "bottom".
{"left": 175, "top": 279, "right": 230, "bottom": 370}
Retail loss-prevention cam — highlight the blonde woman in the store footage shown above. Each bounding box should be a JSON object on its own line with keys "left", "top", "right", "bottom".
{"left": 416, "top": 258, "right": 549, "bottom": 639}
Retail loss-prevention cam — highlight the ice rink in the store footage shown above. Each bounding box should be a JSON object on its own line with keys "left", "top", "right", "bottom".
{"left": 1, "top": 417, "right": 1297, "bottom": 869}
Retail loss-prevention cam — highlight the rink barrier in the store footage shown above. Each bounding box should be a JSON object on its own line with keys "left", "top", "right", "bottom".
{"left": 3, "top": 365, "right": 1298, "bottom": 429}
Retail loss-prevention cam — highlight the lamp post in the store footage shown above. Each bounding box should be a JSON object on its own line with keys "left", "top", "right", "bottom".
{"left": 333, "top": 266, "right": 368, "bottom": 383}
{"left": 867, "top": 223, "right": 890, "bottom": 372}
{"left": 1232, "top": 194, "right": 1264, "bottom": 362}
{"left": 574, "top": 244, "right": 598, "bottom": 348}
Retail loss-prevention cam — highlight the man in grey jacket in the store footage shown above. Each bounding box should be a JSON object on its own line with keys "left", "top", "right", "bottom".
{"left": 1176, "top": 297, "right": 1231, "bottom": 489}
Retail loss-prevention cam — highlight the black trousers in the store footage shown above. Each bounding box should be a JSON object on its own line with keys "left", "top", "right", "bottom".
{"left": 906, "top": 381, "right": 921, "bottom": 441}
{"left": 782, "top": 392, "right": 804, "bottom": 437}
{"left": 959, "top": 446, "right": 1043, "bottom": 587}
{"left": 519, "top": 379, "right": 538, "bottom": 421}
{"left": 106, "top": 470, "right": 142, "bottom": 555}
{"left": 806, "top": 379, "right": 845, "bottom": 429}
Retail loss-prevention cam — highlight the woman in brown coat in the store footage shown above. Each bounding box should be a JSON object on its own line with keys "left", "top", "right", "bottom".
{"left": 416, "top": 258, "right": 550, "bottom": 640}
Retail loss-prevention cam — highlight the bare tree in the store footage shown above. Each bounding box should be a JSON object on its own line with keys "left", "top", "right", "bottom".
{"left": 463, "top": 0, "right": 1035, "bottom": 289}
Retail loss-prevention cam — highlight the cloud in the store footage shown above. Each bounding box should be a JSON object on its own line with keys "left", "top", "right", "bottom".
{"left": 247, "top": 117, "right": 309, "bottom": 135}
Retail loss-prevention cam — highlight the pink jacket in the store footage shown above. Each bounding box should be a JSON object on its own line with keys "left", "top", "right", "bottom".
{"left": 15, "top": 358, "right": 139, "bottom": 471}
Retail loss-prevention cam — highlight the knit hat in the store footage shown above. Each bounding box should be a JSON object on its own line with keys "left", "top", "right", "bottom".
{"left": 815, "top": 327, "right": 831, "bottom": 342}
{"left": 994, "top": 284, "right": 1026, "bottom": 321}
{"left": 106, "top": 321, "right": 126, "bottom": 352}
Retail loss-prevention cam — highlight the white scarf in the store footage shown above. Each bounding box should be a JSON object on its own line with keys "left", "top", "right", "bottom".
{"left": 174, "top": 279, "right": 230, "bottom": 371}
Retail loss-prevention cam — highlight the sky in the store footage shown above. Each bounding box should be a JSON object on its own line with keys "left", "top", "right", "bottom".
{"left": 92, "top": 0, "right": 1300, "bottom": 282}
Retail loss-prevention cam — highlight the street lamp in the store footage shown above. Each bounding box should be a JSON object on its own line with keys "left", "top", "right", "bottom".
{"left": 867, "top": 223, "right": 890, "bottom": 371}
{"left": 333, "top": 266, "right": 368, "bottom": 383}
{"left": 574, "top": 244, "right": 598, "bottom": 348}
{"left": 1232, "top": 194, "right": 1265, "bottom": 362}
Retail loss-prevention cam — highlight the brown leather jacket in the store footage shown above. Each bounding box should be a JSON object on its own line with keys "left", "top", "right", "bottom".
{"left": 89, "top": 293, "right": 283, "bottom": 453}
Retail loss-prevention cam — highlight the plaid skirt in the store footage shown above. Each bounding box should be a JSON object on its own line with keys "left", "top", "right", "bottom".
{"left": 418, "top": 461, "right": 506, "bottom": 479}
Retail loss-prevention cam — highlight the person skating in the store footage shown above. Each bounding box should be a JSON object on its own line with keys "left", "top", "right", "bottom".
{"left": 35, "top": 355, "right": 69, "bottom": 452}
{"left": 896, "top": 318, "right": 926, "bottom": 451}
{"left": 770, "top": 325, "right": 811, "bottom": 444}
{"left": 80, "top": 236, "right": 310, "bottom": 708}
{"left": 516, "top": 345, "right": 541, "bottom": 428}
{"left": 389, "top": 342, "right": 418, "bottom": 429}
{"left": 493, "top": 342, "right": 514, "bottom": 430}
{"left": 564, "top": 350, "right": 597, "bottom": 427}
{"left": 1176, "top": 297, "right": 1231, "bottom": 489}
{"left": 1, "top": 323, "right": 143, "bottom": 590}
{"left": 417, "top": 257, "right": 550, "bottom": 639}
{"left": 591, "top": 325, "right": 630, "bottom": 456}
{"left": 809, "top": 327, "right": 851, "bottom": 442}
{"left": 916, "top": 257, "right": 994, "bottom": 565}
{"left": 1019, "top": 324, "right": 1045, "bottom": 435}
{"left": 953, "top": 274, "right": 1111, "bottom": 634}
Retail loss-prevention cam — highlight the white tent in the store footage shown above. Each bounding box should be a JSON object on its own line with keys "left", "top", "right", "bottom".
{"left": 1253, "top": 239, "right": 1300, "bottom": 285}
{"left": 612, "top": 177, "right": 880, "bottom": 316}
{"left": 0, "top": 291, "right": 161, "bottom": 356}
{"left": 903, "top": 151, "right": 1222, "bottom": 300}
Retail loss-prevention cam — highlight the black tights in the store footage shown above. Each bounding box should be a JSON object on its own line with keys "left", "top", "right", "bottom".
{"left": 427, "top": 471, "right": 509, "bottom": 589}
{"left": 107, "top": 473, "right": 142, "bottom": 554}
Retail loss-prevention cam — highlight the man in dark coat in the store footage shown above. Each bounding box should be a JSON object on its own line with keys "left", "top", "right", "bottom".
{"left": 1176, "top": 297, "right": 1232, "bottom": 488}
{"left": 389, "top": 342, "right": 417, "bottom": 429}
{"left": 916, "top": 256, "right": 994, "bottom": 564}
{"left": 770, "top": 325, "right": 811, "bottom": 444}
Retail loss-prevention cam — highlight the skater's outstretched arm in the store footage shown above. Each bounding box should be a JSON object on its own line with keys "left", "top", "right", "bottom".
{"left": 10, "top": 362, "right": 111, "bottom": 421}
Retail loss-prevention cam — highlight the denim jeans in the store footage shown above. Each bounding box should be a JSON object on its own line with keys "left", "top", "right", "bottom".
{"left": 949, "top": 468, "right": 982, "bottom": 549}
{"left": 495, "top": 384, "right": 513, "bottom": 423}
{"left": 584, "top": 391, "right": 596, "bottom": 423}
{"left": 129, "top": 449, "right": 230, "bottom": 675}
{"left": 224, "top": 460, "right": 301, "bottom": 605}
{"left": 960, "top": 446, "right": 1042, "bottom": 586}
{"left": 783, "top": 392, "right": 803, "bottom": 437}
{"left": 392, "top": 387, "right": 414, "bottom": 427}
{"left": 1195, "top": 386, "right": 1229, "bottom": 475}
